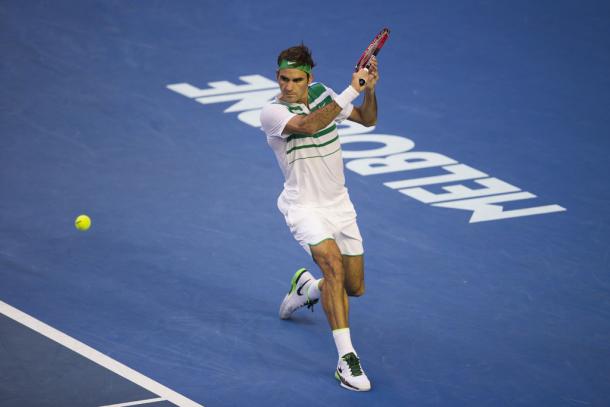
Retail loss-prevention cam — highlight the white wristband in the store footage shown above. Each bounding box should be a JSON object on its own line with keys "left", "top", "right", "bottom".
{"left": 334, "top": 86, "right": 359, "bottom": 110}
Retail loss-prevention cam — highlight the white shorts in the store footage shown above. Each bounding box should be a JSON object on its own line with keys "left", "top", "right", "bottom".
{"left": 277, "top": 195, "right": 364, "bottom": 256}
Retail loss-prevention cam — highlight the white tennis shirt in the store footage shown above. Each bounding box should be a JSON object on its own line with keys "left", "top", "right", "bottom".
{"left": 260, "top": 82, "right": 354, "bottom": 207}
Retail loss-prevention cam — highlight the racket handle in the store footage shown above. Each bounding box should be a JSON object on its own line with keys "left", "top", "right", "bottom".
{"left": 358, "top": 67, "right": 369, "bottom": 87}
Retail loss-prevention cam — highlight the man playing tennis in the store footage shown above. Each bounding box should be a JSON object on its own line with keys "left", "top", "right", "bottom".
{"left": 260, "top": 44, "right": 379, "bottom": 392}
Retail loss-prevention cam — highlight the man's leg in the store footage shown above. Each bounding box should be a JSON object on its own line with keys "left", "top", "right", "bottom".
{"left": 343, "top": 255, "right": 365, "bottom": 297}
{"left": 310, "top": 239, "right": 348, "bottom": 329}
{"left": 310, "top": 240, "right": 371, "bottom": 391}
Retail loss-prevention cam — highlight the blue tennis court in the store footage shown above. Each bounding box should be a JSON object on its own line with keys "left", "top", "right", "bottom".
{"left": 1, "top": 1, "right": 609, "bottom": 406}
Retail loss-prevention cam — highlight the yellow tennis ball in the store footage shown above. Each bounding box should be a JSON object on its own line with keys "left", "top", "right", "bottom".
{"left": 75, "top": 214, "right": 91, "bottom": 231}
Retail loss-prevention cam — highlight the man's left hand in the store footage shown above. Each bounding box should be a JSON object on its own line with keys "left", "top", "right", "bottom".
{"left": 365, "top": 56, "right": 379, "bottom": 89}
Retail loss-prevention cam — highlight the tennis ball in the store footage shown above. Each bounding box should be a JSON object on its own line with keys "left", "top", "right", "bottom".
{"left": 75, "top": 214, "right": 91, "bottom": 231}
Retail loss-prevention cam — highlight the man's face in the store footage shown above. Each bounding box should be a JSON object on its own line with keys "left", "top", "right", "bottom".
{"left": 277, "top": 68, "right": 311, "bottom": 104}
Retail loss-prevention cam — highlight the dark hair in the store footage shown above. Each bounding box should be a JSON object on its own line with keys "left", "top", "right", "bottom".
{"left": 277, "top": 43, "right": 316, "bottom": 69}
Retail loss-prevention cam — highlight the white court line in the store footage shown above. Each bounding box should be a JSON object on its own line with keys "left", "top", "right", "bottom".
{"left": 99, "top": 396, "right": 165, "bottom": 407}
{"left": 0, "top": 300, "right": 203, "bottom": 407}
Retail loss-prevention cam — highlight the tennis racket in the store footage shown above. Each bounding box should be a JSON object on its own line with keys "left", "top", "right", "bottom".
{"left": 355, "top": 27, "right": 390, "bottom": 86}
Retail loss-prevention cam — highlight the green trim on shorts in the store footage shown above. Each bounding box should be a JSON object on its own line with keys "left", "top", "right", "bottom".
{"left": 308, "top": 238, "right": 335, "bottom": 247}
{"left": 307, "top": 239, "right": 363, "bottom": 256}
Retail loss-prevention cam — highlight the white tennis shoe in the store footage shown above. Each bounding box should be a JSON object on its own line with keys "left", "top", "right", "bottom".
{"left": 335, "top": 352, "right": 371, "bottom": 391}
{"left": 279, "top": 268, "right": 318, "bottom": 319}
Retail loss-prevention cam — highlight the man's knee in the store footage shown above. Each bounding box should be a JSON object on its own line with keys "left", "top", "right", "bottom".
{"left": 346, "top": 283, "right": 365, "bottom": 297}
{"left": 313, "top": 252, "right": 345, "bottom": 281}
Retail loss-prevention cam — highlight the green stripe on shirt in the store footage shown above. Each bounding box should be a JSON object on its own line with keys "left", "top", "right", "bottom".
{"left": 287, "top": 105, "right": 306, "bottom": 115}
{"left": 308, "top": 83, "right": 327, "bottom": 102}
{"left": 286, "top": 124, "right": 337, "bottom": 142}
{"left": 287, "top": 146, "right": 341, "bottom": 165}
{"left": 286, "top": 135, "right": 339, "bottom": 155}
{"left": 310, "top": 95, "right": 333, "bottom": 112}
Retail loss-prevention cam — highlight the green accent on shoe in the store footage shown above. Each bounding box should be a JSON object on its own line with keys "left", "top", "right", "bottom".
{"left": 288, "top": 268, "right": 307, "bottom": 294}
{"left": 306, "top": 279, "right": 318, "bottom": 303}
{"left": 304, "top": 297, "right": 319, "bottom": 312}
{"left": 342, "top": 352, "right": 363, "bottom": 376}
{"left": 335, "top": 368, "right": 360, "bottom": 391}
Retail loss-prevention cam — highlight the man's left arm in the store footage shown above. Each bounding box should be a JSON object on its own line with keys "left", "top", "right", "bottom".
{"left": 347, "top": 56, "right": 379, "bottom": 127}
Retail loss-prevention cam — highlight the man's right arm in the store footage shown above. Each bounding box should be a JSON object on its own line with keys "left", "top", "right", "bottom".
{"left": 284, "top": 101, "right": 343, "bottom": 135}
{"left": 284, "top": 69, "right": 370, "bottom": 135}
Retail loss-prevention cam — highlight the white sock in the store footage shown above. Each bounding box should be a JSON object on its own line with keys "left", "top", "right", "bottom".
{"left": 307, "top": 278, "right": 322, "bottom": 301}
{"left": 332, "top": 328, "right": 356, "bottom": 357}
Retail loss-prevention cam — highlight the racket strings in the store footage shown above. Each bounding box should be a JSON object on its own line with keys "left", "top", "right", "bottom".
{"left": 355, "top": 28, "right": 389, "bottom": 72}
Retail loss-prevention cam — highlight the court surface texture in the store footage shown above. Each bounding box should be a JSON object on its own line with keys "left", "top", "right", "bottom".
{"left": 1, "top": 1, "right": 609, "bottom": 406}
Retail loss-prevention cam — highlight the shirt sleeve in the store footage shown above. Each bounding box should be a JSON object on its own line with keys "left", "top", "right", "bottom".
{"left": 260, "top": 103, "right": 296, "bottom": 139}
{"left": 326, "top": 86, "right": 354, "bottom": 123}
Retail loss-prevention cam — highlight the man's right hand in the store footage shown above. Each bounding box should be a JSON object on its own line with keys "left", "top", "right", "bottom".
{"left": 351, "top": 68, "right": 372, "bottom": 92}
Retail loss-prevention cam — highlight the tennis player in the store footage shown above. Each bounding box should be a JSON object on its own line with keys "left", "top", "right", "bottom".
{"left": 260, "top": 44, "right": 379, "bottom": 391}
